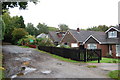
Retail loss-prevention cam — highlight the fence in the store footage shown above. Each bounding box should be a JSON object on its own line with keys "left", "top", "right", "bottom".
{"left": 38, "top": 46, "right": 102, "bottom": 63}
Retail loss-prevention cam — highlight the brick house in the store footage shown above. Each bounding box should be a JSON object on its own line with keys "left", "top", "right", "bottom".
{"left": 61, "top": 26, "right": 120, "bottom": 58}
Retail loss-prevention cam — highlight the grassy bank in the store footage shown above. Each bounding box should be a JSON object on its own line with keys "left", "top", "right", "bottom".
{"left": 19, "top": 46, "right": 120, "bottom": 63}
{"left": 35, "top": 49, "right": 120, "bottom": 63}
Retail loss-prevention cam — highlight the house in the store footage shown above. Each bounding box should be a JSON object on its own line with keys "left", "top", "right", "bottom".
{"left": 36, "top": 33, "right": 48, "bottom": 39}
{"left": 61, "top": 26, "right": 120, "bottom": 58}
{"left": 48, "top": 31, "right": 65, "bottom": 45}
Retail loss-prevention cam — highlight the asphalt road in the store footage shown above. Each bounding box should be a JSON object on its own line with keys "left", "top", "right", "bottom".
{"left": 2, "top": 45, "right": 117, "bottom": 79}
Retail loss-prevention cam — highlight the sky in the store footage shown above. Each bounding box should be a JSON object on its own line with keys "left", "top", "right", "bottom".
{"left": 9, "top": 0, "right": 120, "bottom": 29}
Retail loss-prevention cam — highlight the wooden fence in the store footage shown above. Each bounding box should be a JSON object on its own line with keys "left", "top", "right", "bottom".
{"left": 38, "top": 46, "right": 102, "bottom": 63}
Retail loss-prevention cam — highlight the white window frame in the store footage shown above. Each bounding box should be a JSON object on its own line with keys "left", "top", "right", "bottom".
{"left": 116, "top": 45, "right": 120, "bottom": 56}
{"left": 108, "top": 31, "right": 117, "bottom": 38}
{"left": 87, "top": 44, "right": 97, "bottom": 49}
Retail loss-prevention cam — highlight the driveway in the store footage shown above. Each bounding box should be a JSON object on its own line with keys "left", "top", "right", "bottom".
{"left": 2, "top": 45, "right": 118, "bottom": 79}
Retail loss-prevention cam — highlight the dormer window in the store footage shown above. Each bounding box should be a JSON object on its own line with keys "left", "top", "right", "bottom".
{"left": 108, "top": 31, "right": 117, "bottom": 38}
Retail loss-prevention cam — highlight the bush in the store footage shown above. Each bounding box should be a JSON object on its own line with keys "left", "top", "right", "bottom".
{"left": 12, "top": 28, "right": 28, "bottom": 44}
{"left": 17, "top": 35, "right": 36, "bottom": 46}
{"left": 59, "top": 44, "right": 70, "bottom": 48}
{"left": 36, "top": 38, "right": 54, "bottom": 46}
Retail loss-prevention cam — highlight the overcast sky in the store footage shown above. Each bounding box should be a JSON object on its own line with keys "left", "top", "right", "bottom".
{"left": 9, "top": 0, "right": 119, "bottom": 29}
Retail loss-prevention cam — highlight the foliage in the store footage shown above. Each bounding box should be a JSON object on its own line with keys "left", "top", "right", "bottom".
{"left": 12, "top": 28, "right": 28, "bottom": 44}
{"left": 2, "top": 1, "right": 38, "bottom": 14}
{"left": 87, "top": 25, "right": 109, "bottom": 32}
{"left": 59, "top": 44, "right": 70, "bottom": 48}
{"left": 2, "top": 12, "right": 13, "bottom": 42}
{"left": 37, "top": 23, "right": 49, "bottom": 34}
{"left": 12, "top": 16, "right": 25, "bottom": 28}
{"left": 108, "top": 70, "right": 120, "bottom": 80}
{"left": 86, "top": 65, "right": 97, "bottom": 68}
{"left": 58, "top": 24, "right": 69, "bottom": 31}
{"left": 47, "top": 27, "right": 59, "bottom": 31}
{"left": 0, "top": 16, "right": 5, "bottom": 40}
{"left": 26, "top": 23, "right": 38, "bottom": 36}
{"left": 2, "top": 13, "right": 26, "bottom": 42}
{"left": 17, "top": 35, "right": 36, "bottom": 45}
{"left": 36, "top": 38, "right": 54, "bottom": 46}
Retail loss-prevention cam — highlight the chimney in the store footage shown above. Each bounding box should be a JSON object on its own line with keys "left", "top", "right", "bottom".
{"left": 77, "top": 28, "right": 80, "bottom": 32}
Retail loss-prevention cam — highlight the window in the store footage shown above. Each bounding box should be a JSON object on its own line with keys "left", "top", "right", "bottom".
{"left": 108, "top": 31, "right": 117, "bottom": 38}
{"left": 116, "top": 45, "right": 120, "bottom": 56}
{"left": 87, "top": 44, "right": 97, "bottom": 49}
{"left": 71, "top": 43, "right": 78, "bottom": 47}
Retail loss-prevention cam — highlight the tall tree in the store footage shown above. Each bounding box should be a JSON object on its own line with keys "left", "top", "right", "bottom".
{"left": 37, "top": 23, "right": 49, "bottom": 34}
{"left": 26, "top": 23, "right": 38, "bottom": 36}
{"left": 58, "top": 24, "right": 69, "bottom": 31}
{"left": 2, "top": 12, "right": 13, "bottom": 42}
{"left": 12, "top": 16, "right": 25, "bottom": 28}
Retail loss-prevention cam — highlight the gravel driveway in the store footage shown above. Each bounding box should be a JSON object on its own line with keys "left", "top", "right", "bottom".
{"left": 2, "top": 45, "right": 115, "bottom": 79}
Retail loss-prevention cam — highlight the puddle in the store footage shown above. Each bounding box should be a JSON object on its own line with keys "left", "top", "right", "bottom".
{"left": 41, "top": 70, "right": 52, "bottom": 74}
{"left": 15, "top": 57, "right": 31, "bottom": 61}
{"left": 26, "top": 50, "right": 32, "bottom": 53}
{"left": 24, "top": 67, "right": 36, "bottom": 74}
{"left": 11, "top": 67, "right": 36, "bottom": 78}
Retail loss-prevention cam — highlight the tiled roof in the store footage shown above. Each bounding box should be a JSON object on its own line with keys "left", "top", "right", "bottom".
{"left": 69, "top": 28, "right": 119, "bottom": 44}
{"left": 48, "top": 31, "right": 63, "bottom": 42}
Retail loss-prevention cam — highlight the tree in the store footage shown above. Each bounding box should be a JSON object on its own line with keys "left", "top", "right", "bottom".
{"left": 12, "top": 28, "right": 28, "bottom": 44}
{"left": 26, "top": 23, "right": 38, "bottom": 36}
{"left": 2, "top": 12, "right": 13, "bottom": 42}
{"left": 58, "top": 24, "right": 69, "bottom": 31}
{"left": 0, "top": 16, "right": 5, "bottom": 40}
{"left": 87, "top": 25, "right": 109, "bottom": 32}
{"left": 37, "top": 23, "right": 49, "bottom": 34}
{"left": 12, "top": 16, "right": 25, "bottom": 28}
{"left": 47, "top": 27, "right": 59, "bottom": 31}
{"left": 2, "top": 1, "right": 38, "bottom": 14}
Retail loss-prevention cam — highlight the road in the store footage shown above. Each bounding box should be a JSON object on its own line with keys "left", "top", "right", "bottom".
{"left": 2, "top": 45, "right": 117, "bottom": 79}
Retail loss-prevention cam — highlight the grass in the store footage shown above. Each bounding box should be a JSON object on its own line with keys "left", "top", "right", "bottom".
{"left": 19, "top": 45, "right": 30, "bottom": 48}
{"left": 88, "top": 58, "right": 120, "bottom": 63}
{"left": 86, "top": 65, "right": 97, "bottom": 68}
{"left": 20, "top": 46, "right": 119, "bottom": 63}
{"left": 108, "top": 70, "right": 120, "bottom": 80}
{"left": 0, "top": 53, "right": 4, "bottom": 79}
{"left": 35, "top": 49, "right": 80, "bottom": 63}
{"left": 36, "top": 49, "right": 120, "bottom": 63}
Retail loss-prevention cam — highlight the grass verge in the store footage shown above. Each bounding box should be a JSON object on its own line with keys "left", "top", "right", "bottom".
{"left": 35, "top": 49, "right": 80, "bottom": 63}
{"left": 108, "top": 70, "right": 120, "bottom": 80}
{"left": 88, "top": 58, "right": 120, "bottom": 63}
{"left": 0, "top": 53, "right": 4, "bottom": 79}
{"left": 36, "top": 49, "right": 120, "bottom": 63}
{"left": 86, "top": 65, "right": 97, "bottom": 68}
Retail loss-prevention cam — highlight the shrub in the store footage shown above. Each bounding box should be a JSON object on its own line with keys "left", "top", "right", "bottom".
{"left": 36, "top": 38, "right": 54, "bottom": 46}
{"left": 12, "top": 28, "right": 28, "bottom": 44}
{"left": 17, "top": 35, "right": 36, "bottom": 46}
